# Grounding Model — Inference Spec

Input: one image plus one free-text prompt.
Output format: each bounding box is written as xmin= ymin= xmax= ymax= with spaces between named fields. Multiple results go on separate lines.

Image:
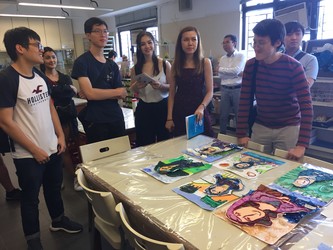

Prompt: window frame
xmin=240 ymin=0 xmax=324 ymax=51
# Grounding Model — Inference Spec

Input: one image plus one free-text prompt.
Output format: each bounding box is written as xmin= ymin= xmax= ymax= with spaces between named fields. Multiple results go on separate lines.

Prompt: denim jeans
xmin=14 ymin=153 xmax=64 ymax=238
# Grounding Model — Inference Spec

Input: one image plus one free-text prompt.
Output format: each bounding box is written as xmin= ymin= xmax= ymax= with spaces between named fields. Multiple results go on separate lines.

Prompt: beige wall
xmin=160 ymin=10 xmax=241 ymax=59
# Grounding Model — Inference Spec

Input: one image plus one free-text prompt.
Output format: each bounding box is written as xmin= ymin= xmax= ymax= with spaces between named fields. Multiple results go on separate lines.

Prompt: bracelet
xmin=201 ymin=103 xmax=206 ymax=109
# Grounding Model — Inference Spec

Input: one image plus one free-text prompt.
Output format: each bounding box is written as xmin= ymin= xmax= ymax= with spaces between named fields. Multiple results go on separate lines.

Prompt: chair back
xmin=303 ymin=156 xmax=333 ymax=169
xmin=274 ymin=149 xmax=333 ymax=169
xmin=76 ymin=169 xmax=120 ymax=227
xmin=273 ymin=148 xmax=289 ymax=159
xmin=247 ymin=141 xmax=266 ymax=152
xmin=217 ymin=134 xmax=238 ymax=144
xmin=80 ymin=135 xmax=131 ymax=163
xmin=76 ymin=168 xmax=92 ymax=202
xmin=115 ymin=203 xmax=185 ymax=250
xmin=76 ymin=168 xmax=121 ymax=249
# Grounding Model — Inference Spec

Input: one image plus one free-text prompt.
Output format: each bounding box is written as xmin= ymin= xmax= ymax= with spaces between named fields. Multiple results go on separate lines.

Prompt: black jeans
xmin=85 ymin=120 xmax=126 ymax=144
xmin=135 ymin=98 xmax=170 ymax=147
xmin=14 ymin=153 xmax=64 ymax=237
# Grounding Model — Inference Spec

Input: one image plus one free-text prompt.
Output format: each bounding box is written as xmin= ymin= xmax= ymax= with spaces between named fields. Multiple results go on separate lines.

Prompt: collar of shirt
xmin=227 ymin=49 xmax=237 ymax=57
xmin=292 ymin=49 xmax=302 ymax=58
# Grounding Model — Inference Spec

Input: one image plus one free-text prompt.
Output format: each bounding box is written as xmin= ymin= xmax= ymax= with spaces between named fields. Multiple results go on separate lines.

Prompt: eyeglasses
xmin=23 ymin=42 xmax=44 ymax=51
xmin=250 ymin=40 xmax=269 ymax=48
xmin=91 ymin=29 xmax=109 ymax=35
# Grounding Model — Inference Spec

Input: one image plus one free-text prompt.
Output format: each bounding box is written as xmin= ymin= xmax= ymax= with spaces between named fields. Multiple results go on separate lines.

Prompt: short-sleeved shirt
xmin=0 ymin=66 xmax=58 ymax=158
xmin=71 ymin=51 xmax=124 ymax=123
xmin=293 ymin=49 xmax=319 ymax=82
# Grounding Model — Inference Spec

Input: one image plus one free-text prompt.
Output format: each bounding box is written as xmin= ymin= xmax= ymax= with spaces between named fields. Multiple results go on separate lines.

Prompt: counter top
xmin=73 ymin=97 xmax=87 ymax=106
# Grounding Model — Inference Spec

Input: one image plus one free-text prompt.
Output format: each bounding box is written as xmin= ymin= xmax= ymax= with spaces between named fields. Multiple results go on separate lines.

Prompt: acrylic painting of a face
xmin=273 ymin=163 xmax=333 ymax=206
xmin=214 ymin=185 xmax=314 ymax=245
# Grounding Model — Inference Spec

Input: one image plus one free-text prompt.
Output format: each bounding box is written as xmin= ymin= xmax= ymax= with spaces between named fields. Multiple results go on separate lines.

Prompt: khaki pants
xmin=251 ymin=122 xmax=300 ymax=154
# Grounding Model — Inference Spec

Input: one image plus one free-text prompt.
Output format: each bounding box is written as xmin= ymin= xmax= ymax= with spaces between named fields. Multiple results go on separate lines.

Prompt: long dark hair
xmin=173 ymin=26 xmax=204 ymax=78
xmin=134 ymin=31 xmax=159 ymax=76
xmin=40 ymin=46 xmax=56 ymax=73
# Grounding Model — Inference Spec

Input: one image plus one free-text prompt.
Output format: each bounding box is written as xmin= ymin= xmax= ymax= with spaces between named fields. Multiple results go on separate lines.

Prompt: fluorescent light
xmin=0 ymin=14 xmax=66 ymax=19
xmin=19 ymin=2 xmax=95 ymax=10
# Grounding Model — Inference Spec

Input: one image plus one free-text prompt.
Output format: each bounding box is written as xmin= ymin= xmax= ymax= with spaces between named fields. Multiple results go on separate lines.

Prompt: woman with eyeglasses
xmin=41 ymin=47 xmax=82 ymax=191
xmin=165 ymin=26 xmax=214 ymax=137
xmin=130 ymin=31 xmax=171 ymax=146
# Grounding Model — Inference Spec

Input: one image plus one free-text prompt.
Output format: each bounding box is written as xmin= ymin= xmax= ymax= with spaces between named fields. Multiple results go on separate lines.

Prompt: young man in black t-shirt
xmin=72 ymin=17 xmax=127 ymax=143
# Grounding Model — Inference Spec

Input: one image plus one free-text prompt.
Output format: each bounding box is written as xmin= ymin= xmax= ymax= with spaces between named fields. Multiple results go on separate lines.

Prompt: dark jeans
xmin=85 ymin=120 xmax=126 ymax=144
xmin=135 ymin=98 xmax=170 ymax=147
xmin=14 ymin=153 xmax=64 ymax=237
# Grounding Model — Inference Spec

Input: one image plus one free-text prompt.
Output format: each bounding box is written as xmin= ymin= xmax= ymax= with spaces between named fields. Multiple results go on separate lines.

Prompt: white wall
xmin=158 ymin=0 xmax=241 ymax=59
xmin=72 ymin=0 xmax=241 ymax=59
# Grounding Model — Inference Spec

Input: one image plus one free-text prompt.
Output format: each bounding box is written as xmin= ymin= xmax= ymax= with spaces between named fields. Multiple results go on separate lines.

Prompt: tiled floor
xmin=0 ymin=153 xmax=111 ymax=250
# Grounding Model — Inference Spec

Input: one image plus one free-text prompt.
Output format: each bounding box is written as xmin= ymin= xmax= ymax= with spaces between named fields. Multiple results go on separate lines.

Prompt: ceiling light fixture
xmin=0 ymin=13 xmax=66 ymax=19
xmin=19 ymin=2 xmax=95 ymax=10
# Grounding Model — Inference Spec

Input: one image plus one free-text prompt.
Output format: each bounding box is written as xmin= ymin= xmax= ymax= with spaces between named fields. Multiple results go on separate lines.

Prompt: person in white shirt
xmin=130 ymin=31 xmax=171 ymax=146
xmin=218 ymin=34 xmax=246 ymax=134
xmin=0 ymin=27 xmax=82 ymax=250
xmin=284 ymin=21 xmax=318 ymax=87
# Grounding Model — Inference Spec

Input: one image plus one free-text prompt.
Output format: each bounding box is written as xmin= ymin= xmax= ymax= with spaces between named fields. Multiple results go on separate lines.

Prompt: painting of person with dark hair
xmin=216 ymin=151 xmax=285 ymax=179
xmin=185 ymin=138 xmax=242 ymax=162
xmin=142 ymin=156 xmax=211 ymax=184
xmin=293 ymin=168 xmax=333 ymax=188
xmin=226 ymin=186 xmax=309 ymax=227
xmin=214 ymin=185 xmax=315 ymax=245
xmin=173 ymin=172 xmax=245 ymax=210
xmin=272 ymin=163 xmax=333 ymax=206
xmin=204 ymin=174 xmax=244 ymax=196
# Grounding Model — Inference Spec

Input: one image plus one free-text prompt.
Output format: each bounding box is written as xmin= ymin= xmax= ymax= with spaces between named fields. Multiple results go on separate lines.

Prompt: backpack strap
xmin=163 ymin=59 xmax=166 ymax=74
xmin=294 ymin=51 xmax=306 ymax=61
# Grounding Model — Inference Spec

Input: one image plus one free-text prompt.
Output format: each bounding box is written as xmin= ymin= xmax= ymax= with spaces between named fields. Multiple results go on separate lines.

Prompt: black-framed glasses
xmin=23 ymin=42 xmax=44 ymax=51
xmin=91 ymin=29 xmax=109 ymax=35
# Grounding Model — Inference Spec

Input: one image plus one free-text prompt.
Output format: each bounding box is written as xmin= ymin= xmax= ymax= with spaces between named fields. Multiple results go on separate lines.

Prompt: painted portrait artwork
xmin=184 ymin=138 xmax=243 ymax=163
xmin=142 ymin=156 xmax=212 ymax=184
xmin=214 ymin=151 xmax=285 ymax=179
xmin=214 ymin=185 xmax=317 ymax=245
xmin=270 ymin=163 xmax=333 ymax=207
xmin=173 ymin=172 xmax=248 ymax=211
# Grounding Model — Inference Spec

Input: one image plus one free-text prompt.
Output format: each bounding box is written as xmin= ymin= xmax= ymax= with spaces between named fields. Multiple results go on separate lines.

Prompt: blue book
xmin=186 ymin=114 xmax=204 ymax=139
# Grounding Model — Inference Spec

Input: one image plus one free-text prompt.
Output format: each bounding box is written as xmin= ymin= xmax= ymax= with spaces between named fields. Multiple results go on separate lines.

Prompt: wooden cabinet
xmin=11 ymin=17 xmax=28 ymax=28
xmin=44 ymin=19 xmax=61 ymax=50
xmin=28 ymin=18 xmax=46 ymax=45
xmin=0 ymin=17 xmax=12 ymax=51
xmin=0 ymin=17 xmax=74 ymax=50
xmin=58 ymin=19 xmax=74 ymax=49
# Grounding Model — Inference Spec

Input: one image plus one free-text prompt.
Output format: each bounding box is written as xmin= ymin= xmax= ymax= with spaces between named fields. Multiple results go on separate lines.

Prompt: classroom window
xmin=317 ymin=0 xmax=333 ymax=39
xmin=244 ymin=8 xmax=273 ymax=59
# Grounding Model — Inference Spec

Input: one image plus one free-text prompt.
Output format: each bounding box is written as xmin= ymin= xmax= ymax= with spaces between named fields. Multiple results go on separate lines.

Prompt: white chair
xmin=274 ymin=149 xmax=333 ymax=169
xmin=247 ymin=141 xmax=266 ymax=152
xmin=115 ymin=203 xmax=185 ymax=250
xmin=79 ymin=135 xmax=131 ymax=232
xmin=273 ymin=148 xmax=289 ymax=159
xmin=303 ymin=156 xmax=333 ymax=169
xmin=80 ymin=135 xmax=131 ymax=163
xmin=217 ymin=133 xmax=266 ymax=152
xmin=217 ymin=133 xmax=238 ymax=144
xmin=76 ymin=168 xmax=121 ymax=250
